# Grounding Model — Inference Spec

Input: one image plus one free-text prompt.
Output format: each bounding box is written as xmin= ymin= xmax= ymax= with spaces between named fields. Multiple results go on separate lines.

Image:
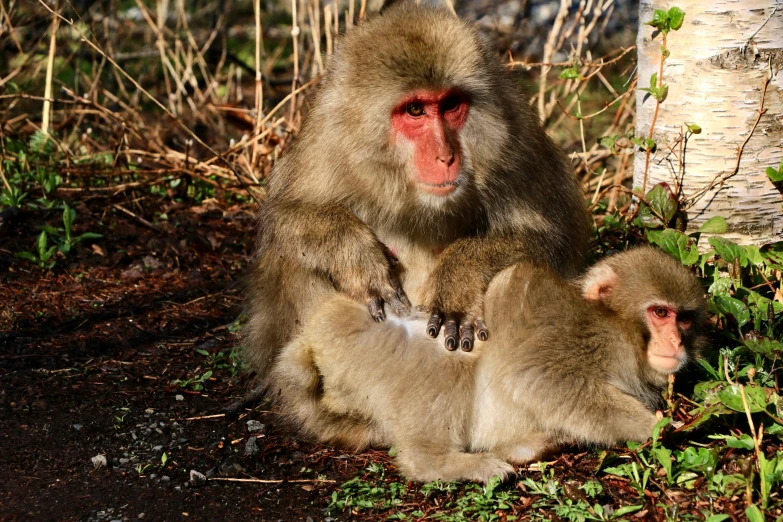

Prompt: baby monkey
xmin=270 ymin=247 xmax=708 ymax=483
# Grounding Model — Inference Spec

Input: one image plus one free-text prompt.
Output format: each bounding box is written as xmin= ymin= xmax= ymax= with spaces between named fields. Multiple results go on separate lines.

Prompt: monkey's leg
xmin=272 ymin=338 xmax=382 ymax=450
xmin=395 ymin=441 xmax=515 ymax=483
xmin=557 ymin=386 xmax=659 ymax=445
xmin=493 ymin=432 xmax=554 ymax=465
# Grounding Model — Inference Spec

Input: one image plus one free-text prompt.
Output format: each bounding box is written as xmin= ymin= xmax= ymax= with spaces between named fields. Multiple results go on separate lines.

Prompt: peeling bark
xmin=634 ymin=0 xmax=783 ymax=246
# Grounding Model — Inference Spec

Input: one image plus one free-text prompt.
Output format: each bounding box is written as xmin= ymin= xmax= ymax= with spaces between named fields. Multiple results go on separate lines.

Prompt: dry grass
xmin=0 ymin=0 xmax=636 ymax=209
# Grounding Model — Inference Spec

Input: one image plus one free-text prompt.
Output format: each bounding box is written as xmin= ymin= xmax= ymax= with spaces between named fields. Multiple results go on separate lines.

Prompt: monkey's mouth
xmin=418 ymin=181 xmax=459 ymax=196
xmin=649 ymin=353 xmax=682 ymax=372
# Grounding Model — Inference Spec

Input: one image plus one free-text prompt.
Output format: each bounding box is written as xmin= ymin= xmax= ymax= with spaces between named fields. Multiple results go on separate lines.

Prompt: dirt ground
xmin=0 ymin=196 xmax=768 ymax=522
xmin=0 ymin=197 xmax=387 ymax=521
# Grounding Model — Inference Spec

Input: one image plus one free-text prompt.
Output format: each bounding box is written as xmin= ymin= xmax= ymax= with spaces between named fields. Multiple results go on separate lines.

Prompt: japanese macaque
xmin=244 ymin=1 xmax=590 ymax=382
xmin=270 ymin=248 xmax=707 ymax=483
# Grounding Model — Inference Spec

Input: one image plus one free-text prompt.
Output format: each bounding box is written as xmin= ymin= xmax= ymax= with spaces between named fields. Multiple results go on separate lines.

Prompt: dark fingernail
xmin=446 ymin=338 xmax=457 ymax=350
xmin=461 ymin=339 xmax=473 ymax=352
xmin=478 ymin=331 xmax=488 ymax=342
xmin=428 ymin=326 xmax=438 ymax=337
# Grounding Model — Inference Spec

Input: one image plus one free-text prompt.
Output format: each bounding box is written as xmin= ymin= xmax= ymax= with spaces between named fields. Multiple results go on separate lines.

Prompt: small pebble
xmin=119 ymin=458 xmax=130 ymax=465
xmin=91 ymin=454 xmax=108 ymax=469
xmin=175 ymin=394 xmax=184 ymax=401
xmin=189 ymin=470 xmax=207 ymax=486
xmin=153 ymin=445 xmax=163 ymax=451
xmin=246 ymin=420 xmax=265 ymax=433
xmin=161 ymin=475 xmax=170 ymax=482
xmin=245 ymin=436 xmax=260 ymax=456
xmin=72 ymin=424 xmax=83 ymax=431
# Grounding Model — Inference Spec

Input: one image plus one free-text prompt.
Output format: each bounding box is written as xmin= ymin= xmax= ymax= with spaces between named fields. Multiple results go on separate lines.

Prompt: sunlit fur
xmin=245 ymin=4 xmax=589 ymax=382
xmin=270 ymin=248 xmax=708 ymax=483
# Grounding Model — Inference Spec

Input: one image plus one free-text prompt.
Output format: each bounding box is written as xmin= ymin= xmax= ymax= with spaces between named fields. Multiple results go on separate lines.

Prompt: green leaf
xmin=705 ymin=515 xmax=730 ymax=522
xmin=558 ymin=67 xmax=581 ymax=80
xmin=37 ymin=230 xmax=49 ymax=257
xmin=687 ymin=123 xmax=702 ymax=134
xmin=649 ymin=72 xmax=658 ymax=91
xmin=698 ymin=216 xmax=727 ymax=234
xmin=646 ymin=182 xmax=678 ymax=223
xmin=646 ymin=9 xmax=669 ymax=31
xmin=745 ymin=505 xmax=765 ymax=522
xmin=714 ymin=295 xmax=750 ymax=326
xmin=75 ymin=232 xmax=103 ymax=242
xmin=743 ymin=337 xmax=783 ymax=359
xmin=599 ymin=135 xmax=618 ymax=150
xmin=709 ymin=237 xmax=747 ymax=266
xmin=717 ymin=384 xmax=767 ymax=413
xmin=653 ymin=446 xmax=672 ymax=482
xmin=651 ymin=416 xmax=671 ymax=445
xmin=14 ymin=251 xmax=38 ymax=262
xmin=709 ymin=433 xmax=756 ymax=450
xmin=646 ymin=229 xmax=699 ymax=265
xmin=668 ymin=7 xmax=685 ymax=30
xmin=613 ymin=505 xmax=644 ymax=517
xmin=658 ymin=84 xmax=669 ymax=102
xmin=767 ymin=166 xmax=783 ymax=183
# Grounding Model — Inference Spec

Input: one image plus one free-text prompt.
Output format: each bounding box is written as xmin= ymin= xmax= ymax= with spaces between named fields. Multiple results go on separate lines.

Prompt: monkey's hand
xmin=422 ymin=257 xmax=488 ymax=352
xmin=338 ymin=246 xmax=412 ymax=322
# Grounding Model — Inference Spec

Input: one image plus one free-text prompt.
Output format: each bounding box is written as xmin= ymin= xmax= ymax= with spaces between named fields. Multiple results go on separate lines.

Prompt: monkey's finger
xmin=427 ymin=312 xmax=443 ymax=338
xmin=475 ymin=318 xmax=489 ymax=342
xmin=383 ymin=285 xmax=411 ymax=317
xmin=443 ymin=317 xmax=459 ymax=351
xmin=368 ymin=297 xmax=386 ymax=323
xmin=459 ymin=323 xmax=475 ymax=352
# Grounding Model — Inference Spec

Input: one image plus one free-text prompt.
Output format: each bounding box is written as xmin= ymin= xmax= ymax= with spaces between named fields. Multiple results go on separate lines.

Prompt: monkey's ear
xmin=582 ymin=264 xmax=618 ymax=301
xmin=380 ymin=0 xmax=457 ymax=15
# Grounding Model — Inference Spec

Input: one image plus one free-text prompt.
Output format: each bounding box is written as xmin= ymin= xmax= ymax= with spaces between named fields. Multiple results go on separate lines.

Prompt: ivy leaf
xmin=599 ymin=135 xmax=618 ymax=150
xmin=709 ymin=237 xmax=747 ymax=266
xmin=646 ymin=9 xmax=669 ymax=31
xmin=646 ymin=182 xmax=678 ymax=223
xmin=668 ymin=7 xmax=686 ymax=30
xmin=766 ymin=166 xmax=783 ymax=183
xmin=646 ymin=229 xmax=699 ymax=266
xmin=559 ymin=67 xmax=581 ymax=80
xmin=713 ymin=295 xmax=750 ymax=327
xmin=698 ymin=216 xmax=727 ymax=234
xmin=717 ymin=384 xmax=767 ymax=413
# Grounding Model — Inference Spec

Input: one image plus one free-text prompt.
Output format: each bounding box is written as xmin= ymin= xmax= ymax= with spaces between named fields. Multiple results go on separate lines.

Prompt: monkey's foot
xmin=397 ymin=449 xmax=515 ymax=484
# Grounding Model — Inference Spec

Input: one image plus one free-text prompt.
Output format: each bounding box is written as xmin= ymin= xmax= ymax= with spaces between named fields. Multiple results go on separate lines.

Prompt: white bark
xmin=634 ymin=0 xmax=783 ymax=246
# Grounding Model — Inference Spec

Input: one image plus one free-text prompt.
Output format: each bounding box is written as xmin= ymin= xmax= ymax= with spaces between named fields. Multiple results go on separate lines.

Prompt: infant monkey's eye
xmin=653 ymin=308 xmax=668 ymax=318
xmin=406 ymin=102 xmax=425 ymax=116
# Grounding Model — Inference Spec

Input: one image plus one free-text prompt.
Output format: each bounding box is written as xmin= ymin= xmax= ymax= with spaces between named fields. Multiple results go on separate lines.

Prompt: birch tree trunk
xmin=634 ymin=0 xmax=783 ymax=246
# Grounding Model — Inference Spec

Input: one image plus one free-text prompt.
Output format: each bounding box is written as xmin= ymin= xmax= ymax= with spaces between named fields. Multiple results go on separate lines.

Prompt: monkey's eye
xmin=406 ymin=102 xmax=425 ymax=117
xmin=441 ymin=95 xmax=461 ymax=112
xmin=653 ymin=308 xmax=668 ymax=318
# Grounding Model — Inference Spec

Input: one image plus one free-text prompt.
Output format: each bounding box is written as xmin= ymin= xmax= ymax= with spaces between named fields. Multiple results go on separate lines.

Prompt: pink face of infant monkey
xmin=270 ymin=247 xmax=708 ymax=483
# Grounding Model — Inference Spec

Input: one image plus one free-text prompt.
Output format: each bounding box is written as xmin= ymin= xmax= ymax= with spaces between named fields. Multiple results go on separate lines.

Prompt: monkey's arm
xmin=259 ymin=199 xmax=411 ymax=319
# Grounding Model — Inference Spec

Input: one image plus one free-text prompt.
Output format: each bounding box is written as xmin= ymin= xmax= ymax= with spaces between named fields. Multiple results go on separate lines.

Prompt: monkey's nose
xmin=437 ymin=150 xmax=455 ymax=165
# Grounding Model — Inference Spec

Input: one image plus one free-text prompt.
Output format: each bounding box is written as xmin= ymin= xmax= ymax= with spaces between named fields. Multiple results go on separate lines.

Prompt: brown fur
xmin=245 ymin=4 xmax=589 ymax=381
xmin=270 ymin=247 xmax=707 ymax=483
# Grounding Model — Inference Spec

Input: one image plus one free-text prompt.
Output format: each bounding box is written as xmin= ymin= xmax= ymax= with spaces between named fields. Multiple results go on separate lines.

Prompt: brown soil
xmin=0 ymin=197 xmax=377 ymax=521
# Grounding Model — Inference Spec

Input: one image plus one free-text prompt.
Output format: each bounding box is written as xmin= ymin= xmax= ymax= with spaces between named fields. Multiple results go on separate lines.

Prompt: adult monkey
xmin=245 ymin=1 xmax=589 ymax=382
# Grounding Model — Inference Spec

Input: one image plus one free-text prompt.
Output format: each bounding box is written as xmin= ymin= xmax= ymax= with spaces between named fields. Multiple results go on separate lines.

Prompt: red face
xmin=391 ymin=89 xmax=469 ymax=197
xmin=646 ymin=304 xmax=694 ymax=372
